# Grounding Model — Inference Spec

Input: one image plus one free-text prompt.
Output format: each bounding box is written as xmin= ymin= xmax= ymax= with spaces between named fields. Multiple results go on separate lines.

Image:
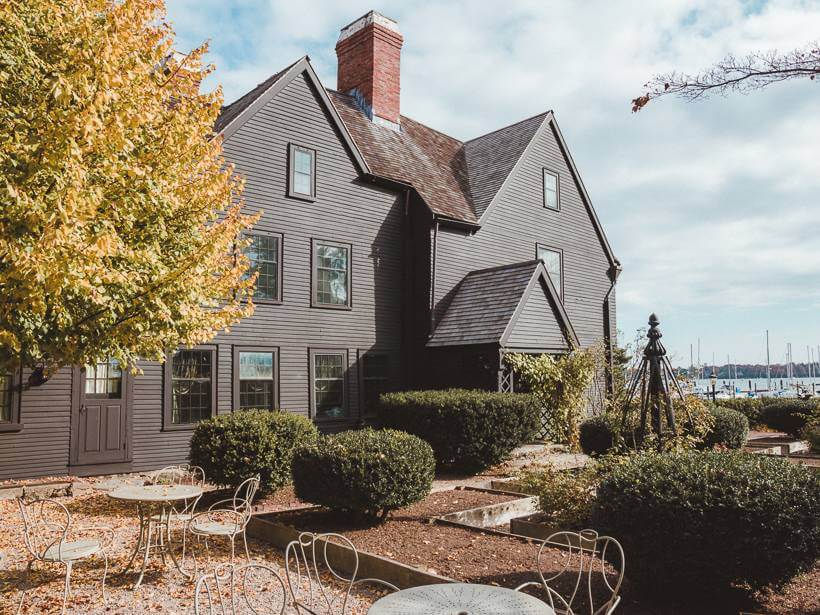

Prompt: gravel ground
xmin=0 ymin=478 xmax=378 ymax=614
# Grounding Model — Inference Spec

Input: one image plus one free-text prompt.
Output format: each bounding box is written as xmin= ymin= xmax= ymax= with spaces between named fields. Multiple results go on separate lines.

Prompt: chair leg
xmin=61 ymin=561 xmax=73 ymax=615
xmin=100 ymin=549 xmax=109 ymax=604
xmin=15 ymin=560 xmax=33 ymax=615
xmin=243 ymin=532 xmax=251 ymax=563
xmin=229 ymin=536 xmax=236 ymax=565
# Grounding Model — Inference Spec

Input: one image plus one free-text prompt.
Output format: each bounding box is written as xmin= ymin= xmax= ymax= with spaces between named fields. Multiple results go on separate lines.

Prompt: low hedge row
xmin=593 ymin=451 xmax=820 ymax=598
xmin=292 ymin=428 xmax=435 ymax=519
xmin=379 ymin=389 xmax=539 ymax=472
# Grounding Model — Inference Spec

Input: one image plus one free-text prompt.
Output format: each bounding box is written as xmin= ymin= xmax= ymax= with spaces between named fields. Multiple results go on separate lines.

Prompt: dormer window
xmin=543 ymin=169 xmax=559 ymax=210
xmin=288 ymin=144 xmax=316 ymax=199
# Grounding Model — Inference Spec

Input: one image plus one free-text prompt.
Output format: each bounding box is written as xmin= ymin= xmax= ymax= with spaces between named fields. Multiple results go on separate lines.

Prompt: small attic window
xmin=288 ymin=144 xmax=316 ymax=200
xmin=543 ymin=169 xmax=559 ymax=210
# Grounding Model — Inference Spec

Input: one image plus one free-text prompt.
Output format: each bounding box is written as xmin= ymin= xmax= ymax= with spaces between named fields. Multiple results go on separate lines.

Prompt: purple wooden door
xmin=74 ymin=360 xmax=130 ymax=466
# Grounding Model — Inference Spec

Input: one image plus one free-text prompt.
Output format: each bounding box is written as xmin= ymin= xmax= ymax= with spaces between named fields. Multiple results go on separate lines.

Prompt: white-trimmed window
xmin=288 ymin=144 xmax=316 ymax=199
xmin=312 ymin=240 xmax=351 ymax=308
xmin=310 ymin=349 xmax=348 ymax=419
xmin=234 ymin=348 xmax=278 ymax=411
xmin=246 ymin=233 xmax=282 ymax=302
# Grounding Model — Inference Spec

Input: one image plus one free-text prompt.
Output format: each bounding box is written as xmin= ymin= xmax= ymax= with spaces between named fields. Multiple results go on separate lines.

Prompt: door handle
xmin=79 ymin=405 xmax=86 ymax=414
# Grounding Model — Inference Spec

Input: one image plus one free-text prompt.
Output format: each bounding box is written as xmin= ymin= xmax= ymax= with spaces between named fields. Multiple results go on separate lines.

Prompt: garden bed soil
xmin=263 ymin=488 xmax=820 ymax=615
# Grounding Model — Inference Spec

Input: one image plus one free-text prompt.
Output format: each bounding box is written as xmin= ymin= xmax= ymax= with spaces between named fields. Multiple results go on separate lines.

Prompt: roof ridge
xmin=465 ymin=259 xmax=540 ymax=276
xmin=464 ymin=110 xmax=551 ymax=145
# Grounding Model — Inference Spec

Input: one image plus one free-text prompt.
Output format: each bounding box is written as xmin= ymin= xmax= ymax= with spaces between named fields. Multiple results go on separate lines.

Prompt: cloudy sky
xmin=166 ymin=0 xmax=820 ymax=367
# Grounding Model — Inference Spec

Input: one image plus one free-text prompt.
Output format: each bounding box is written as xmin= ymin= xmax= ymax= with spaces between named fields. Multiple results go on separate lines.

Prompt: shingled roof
xmin=214 ymin=62 xmax=296 ymax=134
xmin=427 ymin=260 xmax=579 ymax=350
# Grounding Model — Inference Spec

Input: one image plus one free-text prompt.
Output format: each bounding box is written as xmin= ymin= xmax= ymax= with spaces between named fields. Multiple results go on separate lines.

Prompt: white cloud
xmin=165 ymin=0 xmax=820 ymax=361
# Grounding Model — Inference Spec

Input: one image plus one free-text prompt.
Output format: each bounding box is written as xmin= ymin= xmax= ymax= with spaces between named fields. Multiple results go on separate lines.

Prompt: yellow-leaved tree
xmin=0 ymin=0 xmax=258 ymax=376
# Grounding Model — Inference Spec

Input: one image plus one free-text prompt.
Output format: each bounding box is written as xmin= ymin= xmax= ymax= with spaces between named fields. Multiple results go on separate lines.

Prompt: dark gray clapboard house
xmin=0 ymin=11 xmax=619 ymax=480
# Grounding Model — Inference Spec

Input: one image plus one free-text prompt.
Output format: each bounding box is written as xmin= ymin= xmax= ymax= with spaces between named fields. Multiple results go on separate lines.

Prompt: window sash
xmin=314 ymin=242 xmax=350 ymax=306
xmin=289 ymin=145 xmax=315 ymax=198
xmin=84 ymin=359 xmax=123 ymax=399
xmin=0 ymin=373 xmax=13 ymax=423
xmin=543 ymin=169 xmax=559 ymax=210
xmin=237 ymin=350 xmax=276 ymax=410
xmin=312 ymin=352 xmax=347 ymax=419
xmin=537 ymin=246 xmax=563 ymax=297
xmin=361 ymin=354 xmax=389 ymax=417
xmin=246 ymin=234 xmax=280 ymax=301
xmin=170 ymin=349 xmax=213 ymax=425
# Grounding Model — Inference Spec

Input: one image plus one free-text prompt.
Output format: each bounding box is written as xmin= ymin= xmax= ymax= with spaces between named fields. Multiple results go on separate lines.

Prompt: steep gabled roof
xmin=329 ymin=90 xmax=475 ymax=223
xmin=214 ymin=57 xmax=370 ymax=174
xmin=462 ymin=112 xmax=549 ymax=219
xmin=427 ymin=260 xmax=579 ymax=350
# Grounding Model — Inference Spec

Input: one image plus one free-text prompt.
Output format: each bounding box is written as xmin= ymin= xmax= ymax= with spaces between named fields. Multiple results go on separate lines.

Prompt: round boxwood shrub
xmin=759 ymin=399 xmax=819 ymax=437
xmin=803 ymin=420 xmax=820 ymax=453
xmin=579 ymin=416 xmax=615 ymax=456
xmin=702 ymin=406 xmax=749 ymax=449
xmin=592 ymin=451 xmax=820 ymax=598
xmin=189 ymin=410 xmax=318 ymax=493
xmin=292 ymin=428 xmax=435 ymax=519
xmin=378 ymin=389 xmax=539 ymax=473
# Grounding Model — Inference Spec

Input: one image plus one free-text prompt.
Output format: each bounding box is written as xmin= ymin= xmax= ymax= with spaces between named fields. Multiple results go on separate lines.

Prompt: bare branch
xmin=632 ymin=41 xmax=820 ymax=112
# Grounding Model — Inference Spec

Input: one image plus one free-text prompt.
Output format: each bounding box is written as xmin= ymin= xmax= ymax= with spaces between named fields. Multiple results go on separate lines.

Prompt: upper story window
xmin=165 ymin=348 xmax=216 ymax=429
xmin=235 ymin=348 xmax=277 ymax=411
xmin=246 ymin=233 xmax=282 ymax=302
xmin=543 ymin=169 xmax=560 ymax=210
xmin=312 ymin=240 xmax=351 ymax=308
xmin=537 ymin=244 xmax=563 ymax=298
xmin=288 ymin=144 xmax=316 ymax=200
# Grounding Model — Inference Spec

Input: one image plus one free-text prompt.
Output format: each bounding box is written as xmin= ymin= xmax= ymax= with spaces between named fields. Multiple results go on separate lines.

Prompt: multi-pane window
xmin=361 ymin=354 xmax=389 ymax=418
xmin=313 ymin=241 xmax=350 ymax=307
xmin=246 ymin=234 xmax=281 ymax=301
xmin=237 ymin=350 xmax=276 ymax=410
xmin=289 ymin=144 xmax=315 ymax=198
xmin=312 ymin=351 xmax=347 ymax=419
xmin=170 ymin=350 xmax=214 ymax=425
xmin=0 ymin=372 xmax=13 ymax=423
xmin=537 ymin=245 xmax=563 ymax=297
xmin=84 ymin=359 xmax=123 ymax=399
xmin=543 ymin=169 xmax=559 ymax=210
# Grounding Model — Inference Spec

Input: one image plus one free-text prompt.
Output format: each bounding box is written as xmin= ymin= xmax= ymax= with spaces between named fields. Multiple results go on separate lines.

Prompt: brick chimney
xmin=336 ymin=11 xmax=403 ymax=130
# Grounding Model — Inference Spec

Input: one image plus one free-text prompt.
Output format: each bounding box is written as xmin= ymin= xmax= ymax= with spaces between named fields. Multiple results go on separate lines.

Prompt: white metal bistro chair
xmin=284 ymin=531 xmax=399 ymax=614
xmin=189 ymin=475 xmax=260 ymax=567
xmin=515 ymin=529 xmax=625 ymax=615
xmin=16 ymin=497 xmax=113 ymax=615
xmin=151 ymin=464 xmax=206 ymax=564
xmin=195 ymin=562 xmax=287 ymax=615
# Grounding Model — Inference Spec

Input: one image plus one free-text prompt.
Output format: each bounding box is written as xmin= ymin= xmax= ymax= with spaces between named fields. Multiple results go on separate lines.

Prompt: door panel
xmin=73 ymin=360 xmax=130 ymax=466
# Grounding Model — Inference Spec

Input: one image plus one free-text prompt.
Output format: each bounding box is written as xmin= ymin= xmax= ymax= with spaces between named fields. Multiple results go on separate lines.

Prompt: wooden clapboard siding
xmin=432 ymin=119 xmax=614 ymax=356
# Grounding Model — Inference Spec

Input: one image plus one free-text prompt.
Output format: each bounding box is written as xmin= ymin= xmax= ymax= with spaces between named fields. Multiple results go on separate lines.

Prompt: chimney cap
xmin=338 ymin=10 xmax=400 ymax=42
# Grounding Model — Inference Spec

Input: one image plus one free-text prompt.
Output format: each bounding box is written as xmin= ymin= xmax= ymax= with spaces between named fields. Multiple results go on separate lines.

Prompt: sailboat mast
xmin=766 ymin=330 xmax=771 ymax=391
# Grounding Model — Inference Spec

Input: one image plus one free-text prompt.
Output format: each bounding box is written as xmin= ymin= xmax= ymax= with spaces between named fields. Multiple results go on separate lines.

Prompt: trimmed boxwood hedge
xmin=579 ymin=415 xmax=616 ymax=456
xmin=378 ymin=389 xmax=539 ymax=472
xmin=592 ymin=451 xmax=820 ymax=598
xmin=715 ymin=397 xmax=764 ymax=424
xmin=189 ymin=410 xmax=318 ymax=493
xmin=759 ymin=399 xmax=819 ymax=437
xmin=702 ymin=406 xmax=749 ymax=449
xmin=292 ymin=428 xmax=435 ymax=519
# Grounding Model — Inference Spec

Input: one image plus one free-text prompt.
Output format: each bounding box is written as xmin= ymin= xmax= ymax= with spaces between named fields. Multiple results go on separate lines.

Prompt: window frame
xmin=536 ymin=243 xmax=564 ymax=301
xmin=0 ymin=368 xmax=22 ymax=432
xmin=287 ymin=143 xmax=317 ymax=201
xmin=311 ymin=238 xmax=353 ymax=310
xmin=245 ymin=231 xmax=283 ymax=304
xmin=232 ymin=346 xmax=279 ymax=412
xmin=542 ymin=168 xmax=561 ymax=211
xmin=163 ymin=345 xmax=218 ymax=431
xmin=358 ymin=351 xmax=390 ymax=420
xmin=309 ymin=348 xmax=349 ymax=422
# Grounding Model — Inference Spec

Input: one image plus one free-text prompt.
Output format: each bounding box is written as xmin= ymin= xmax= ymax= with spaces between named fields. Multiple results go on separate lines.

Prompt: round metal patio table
xmin=367 ymin=582 xmax=555 ymax=615
xmin=108 ymin=484 xmax=202 ymax=588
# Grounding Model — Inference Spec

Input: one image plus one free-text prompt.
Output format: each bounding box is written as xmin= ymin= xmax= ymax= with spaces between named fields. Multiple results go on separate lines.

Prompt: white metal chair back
xmin=230 ymin=475 xmax=260 ymax=527
xmin=517 ymin=529 xmax=625 ymax=615
xmin=195 ymin=562 xmax=287 ymax=615
xmin=17 ymin=497 xmax=71 ymax=562
xmin=284 ymin=531 xmax=398 ymax=615
xmin=152 ymin=464 xmax=206 ymax=515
